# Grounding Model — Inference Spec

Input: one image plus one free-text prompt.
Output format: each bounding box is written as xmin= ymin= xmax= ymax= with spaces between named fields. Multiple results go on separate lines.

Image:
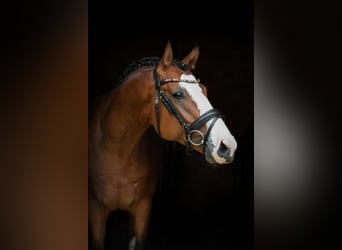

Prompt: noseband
xmin=153 ymin=61 xmax=224 ymax=153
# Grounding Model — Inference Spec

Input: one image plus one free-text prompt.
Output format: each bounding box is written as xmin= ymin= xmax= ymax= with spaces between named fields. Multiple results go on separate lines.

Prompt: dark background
xmin=2 ymin=1 xmax=341 ymax=250
xmin=89 ymin=2 xmax=253 ymax=250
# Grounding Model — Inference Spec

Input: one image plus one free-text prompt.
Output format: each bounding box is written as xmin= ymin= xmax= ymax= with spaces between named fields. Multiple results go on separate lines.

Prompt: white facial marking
xmin=179 ymin=74 xmax=237 ymax=164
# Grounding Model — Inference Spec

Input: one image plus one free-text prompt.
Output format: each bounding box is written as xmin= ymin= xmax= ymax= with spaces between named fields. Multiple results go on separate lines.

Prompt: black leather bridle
xmin=153 ymin=61 xmax=224 ymax=153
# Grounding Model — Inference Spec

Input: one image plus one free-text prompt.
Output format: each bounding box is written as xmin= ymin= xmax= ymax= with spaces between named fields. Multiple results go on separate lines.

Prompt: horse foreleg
xmin=131 ymin=197 xmax=152 ymax=250
xmin=89 ymin=197 xmax=108 ymax=250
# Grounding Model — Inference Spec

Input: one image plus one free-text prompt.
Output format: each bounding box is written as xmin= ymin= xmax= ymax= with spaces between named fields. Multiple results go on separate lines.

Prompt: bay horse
xmin=88 ymin=41 xmax=237 ymax=250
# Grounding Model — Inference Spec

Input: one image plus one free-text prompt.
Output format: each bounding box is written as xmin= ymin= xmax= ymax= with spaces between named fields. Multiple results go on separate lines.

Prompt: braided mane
xmin=114 ymin=56 xmax=188 ymax=89
xmin=115 ymin=57 xmax=159 ymax=88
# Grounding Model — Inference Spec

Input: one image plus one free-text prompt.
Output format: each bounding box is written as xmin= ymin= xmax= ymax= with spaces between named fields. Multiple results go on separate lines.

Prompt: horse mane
xmin=115 ymin=56 xmax=160 ymax=88
xmin=114 ymin=56 xmax=187 ymax=89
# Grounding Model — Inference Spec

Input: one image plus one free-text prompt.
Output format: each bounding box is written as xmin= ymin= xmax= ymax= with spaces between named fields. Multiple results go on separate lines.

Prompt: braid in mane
xmin=115 ymin=57 xmax=160 ymax=88
xmin=113 ymin=57 xmax=189 ymax=89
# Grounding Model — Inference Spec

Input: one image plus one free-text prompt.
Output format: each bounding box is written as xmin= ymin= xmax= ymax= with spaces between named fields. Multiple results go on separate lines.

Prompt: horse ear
xmin=157 ymin=41 xmax=173 ymax=73
xmin=182 ymin=45 xmax=199 ymax=70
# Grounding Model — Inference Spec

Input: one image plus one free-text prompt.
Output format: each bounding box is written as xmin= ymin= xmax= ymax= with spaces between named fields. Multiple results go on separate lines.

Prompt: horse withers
xmin=88 ymin=41 xmax=237 ymax=250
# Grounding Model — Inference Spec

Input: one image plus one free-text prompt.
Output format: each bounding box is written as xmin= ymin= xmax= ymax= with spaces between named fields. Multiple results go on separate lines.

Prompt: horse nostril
xmin=217 ymin=141 xmax=230 ymax=159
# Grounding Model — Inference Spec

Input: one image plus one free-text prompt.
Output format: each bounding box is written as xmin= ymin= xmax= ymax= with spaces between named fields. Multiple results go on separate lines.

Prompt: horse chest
xmin=93 ymin=158 xmax=158 ymax=211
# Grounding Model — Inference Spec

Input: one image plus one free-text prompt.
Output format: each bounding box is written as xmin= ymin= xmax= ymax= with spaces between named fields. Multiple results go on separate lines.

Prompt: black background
xmin=2 ymin=1 xmax=342 ymax=250
xmin=89 ymin=2 xmax=253 ymax=250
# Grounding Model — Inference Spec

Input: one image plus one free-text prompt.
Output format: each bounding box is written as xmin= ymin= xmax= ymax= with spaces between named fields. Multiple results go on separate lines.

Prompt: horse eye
xmin=172 ymin=91 xmax=183 ymax=99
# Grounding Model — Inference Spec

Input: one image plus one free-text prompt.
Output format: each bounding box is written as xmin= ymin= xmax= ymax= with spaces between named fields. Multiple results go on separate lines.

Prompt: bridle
xmin=153 ymin=60 xmax=224 ymax=153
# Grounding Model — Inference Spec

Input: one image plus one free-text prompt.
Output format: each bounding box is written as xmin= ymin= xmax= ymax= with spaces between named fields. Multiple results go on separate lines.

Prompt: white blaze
xmin=179 ymin=74 xmax=237 ymax=164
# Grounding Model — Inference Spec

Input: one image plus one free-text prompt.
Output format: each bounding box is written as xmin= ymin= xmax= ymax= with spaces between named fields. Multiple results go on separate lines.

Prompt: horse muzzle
xmin=204 ymin=136 xmax=237 ymax=165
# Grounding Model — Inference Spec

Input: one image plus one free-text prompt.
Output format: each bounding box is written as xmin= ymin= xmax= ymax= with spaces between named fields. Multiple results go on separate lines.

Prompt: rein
xmin=153 ymin=62 xmax=224 ymax=153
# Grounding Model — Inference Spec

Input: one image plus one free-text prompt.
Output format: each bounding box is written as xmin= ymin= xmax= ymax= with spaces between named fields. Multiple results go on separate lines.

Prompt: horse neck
xmin=99 ymin=68 xmax=155 ymax=155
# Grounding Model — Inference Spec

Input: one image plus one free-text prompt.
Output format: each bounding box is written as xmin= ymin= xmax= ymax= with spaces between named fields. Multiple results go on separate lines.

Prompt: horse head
xmin=153 ymin=41 xmax=237 ymax=165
